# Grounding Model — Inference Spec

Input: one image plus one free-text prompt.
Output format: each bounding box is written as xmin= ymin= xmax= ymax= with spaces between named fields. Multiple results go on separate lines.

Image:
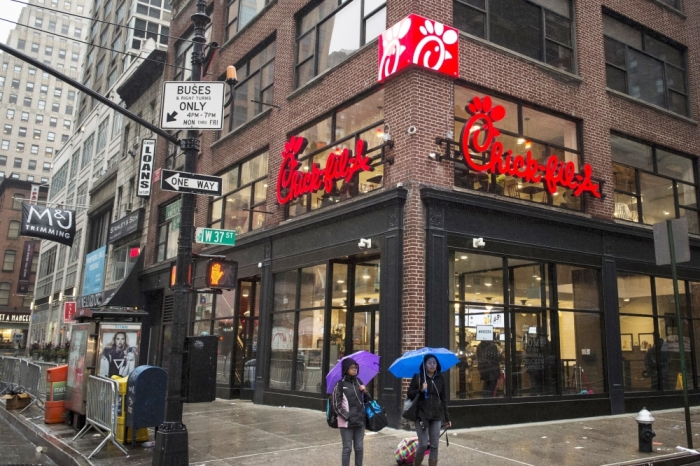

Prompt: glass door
xmin=232 ymin=278 xmax=259 ymax=399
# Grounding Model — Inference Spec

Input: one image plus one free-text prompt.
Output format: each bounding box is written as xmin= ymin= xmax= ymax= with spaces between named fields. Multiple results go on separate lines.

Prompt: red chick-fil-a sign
xmin=378 ymin=14 xmax=459 ymax=82
xmin=459 ymin=96 xmax=600 ymax=198
xmin=276 ymin=136 xmax=373 ymax=205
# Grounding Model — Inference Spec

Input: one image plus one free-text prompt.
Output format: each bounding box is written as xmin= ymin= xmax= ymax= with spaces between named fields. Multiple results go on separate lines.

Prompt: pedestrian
xmin=476 ymin=339 xmax=500 ymax=397
xmin=332 ymin=357 xmax=366 ymax=466
xmin=407 ymin=355 xmax=451 ymax=466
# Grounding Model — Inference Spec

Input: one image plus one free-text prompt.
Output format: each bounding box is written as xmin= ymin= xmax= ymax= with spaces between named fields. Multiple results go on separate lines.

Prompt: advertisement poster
xmin=97 ymin=323 xmax=141 ymax=378
xmin=82 ymin=246 xmax=106 ymax=295
xmin=65 ymin=324 xmax=89 ymax=411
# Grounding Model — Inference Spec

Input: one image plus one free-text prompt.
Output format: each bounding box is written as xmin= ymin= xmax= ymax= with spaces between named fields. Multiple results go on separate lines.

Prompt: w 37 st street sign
xmin=160 ymin=169 xmax=223 ymax=196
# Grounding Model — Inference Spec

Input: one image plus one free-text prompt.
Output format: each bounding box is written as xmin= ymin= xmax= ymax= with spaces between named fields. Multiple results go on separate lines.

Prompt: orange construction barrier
xmin=45 ymin=365 xmax=68 ymax=424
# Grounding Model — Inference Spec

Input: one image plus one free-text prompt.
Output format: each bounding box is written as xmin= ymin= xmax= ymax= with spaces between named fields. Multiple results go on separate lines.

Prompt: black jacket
xmin=332 ymin=376 xmax=366 ymax=428
xmin=407 ymin=364 xmax=450 ymax=423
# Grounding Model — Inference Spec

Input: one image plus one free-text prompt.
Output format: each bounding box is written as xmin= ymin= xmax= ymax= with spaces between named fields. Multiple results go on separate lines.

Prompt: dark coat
xmin=332 ymin=376 xmax=366 ymax=428
xmin=407 ymin=359 xmax=450 ymax=423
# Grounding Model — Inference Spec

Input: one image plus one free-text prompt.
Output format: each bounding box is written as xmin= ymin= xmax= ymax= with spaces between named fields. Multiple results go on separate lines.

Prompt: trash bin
xmin=45 ymin=365 xmax=68 ymax=424
xmin=111 ymin=375 xmax=149 ymax=444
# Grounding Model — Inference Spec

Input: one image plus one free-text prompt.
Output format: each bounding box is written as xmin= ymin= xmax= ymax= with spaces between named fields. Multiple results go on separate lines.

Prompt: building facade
xmin=0 ymin=0 xmax=88 ymax=183
xmin=146 ymin=0 xmax=700 ymax=429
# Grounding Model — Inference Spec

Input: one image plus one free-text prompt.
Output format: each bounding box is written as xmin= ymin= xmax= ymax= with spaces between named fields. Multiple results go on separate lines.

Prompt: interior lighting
xmin=362 ymin=268 xmax=370 ymax=279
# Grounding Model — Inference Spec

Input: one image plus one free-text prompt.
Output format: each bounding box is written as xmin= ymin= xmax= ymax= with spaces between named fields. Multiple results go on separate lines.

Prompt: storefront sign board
xmin=195 ymin=227 xmax=236 ymax=246
xmin=17 ymin=240 xmax=35 ymax=295
xmin=160 ymin=81 xmax=225 ymax=130
xmin=108 ymin=209 xmax=143 ymax=244
xmin=653 ymin=217 xmax=690 ymax=266
xmin=64 ymin=301 xmax=76 ymax=322
xmin=29 ymin=184 xmax=39 ymax=205
xmin=0 ymin=313 xmax=30 ymax=323
xmin=378 ymin=14 xmax=459 ymax=82
xmin=82 ymin=246 xmax=106 ymax=295
xmin=20 ymin=204 xmax=76 ymax=246
xmin=137 ymin=139 xmax=156 ymax=198
xmin=475 ymin=325 xmax=494 ymax=341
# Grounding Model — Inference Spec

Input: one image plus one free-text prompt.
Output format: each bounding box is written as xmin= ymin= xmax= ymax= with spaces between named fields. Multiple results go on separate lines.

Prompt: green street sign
xmin=195 ymin=227 xmax=236 ymax=246
xmin=165 ymin=199 xmax=181 ymax=220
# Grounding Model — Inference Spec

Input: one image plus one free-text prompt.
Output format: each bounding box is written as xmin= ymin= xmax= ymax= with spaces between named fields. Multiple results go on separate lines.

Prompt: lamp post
xmin=152 ymin=0 xmax=209 ymax=464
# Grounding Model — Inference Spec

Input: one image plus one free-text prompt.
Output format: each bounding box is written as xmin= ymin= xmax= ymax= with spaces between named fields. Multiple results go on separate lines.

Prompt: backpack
xmin=394 ymin=437 xmax=430 ymax=465
xmin=326 ymin=396 xmax=338 ymax=428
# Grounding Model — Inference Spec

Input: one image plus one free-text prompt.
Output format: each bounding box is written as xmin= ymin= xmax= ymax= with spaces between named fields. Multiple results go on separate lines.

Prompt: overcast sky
xmin=0 ymin=3 xmax=25 ymax=46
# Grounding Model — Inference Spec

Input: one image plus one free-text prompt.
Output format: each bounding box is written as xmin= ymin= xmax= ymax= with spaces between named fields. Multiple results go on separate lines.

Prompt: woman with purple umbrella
xmin=331 ymin=357 xmax=367 ymax=466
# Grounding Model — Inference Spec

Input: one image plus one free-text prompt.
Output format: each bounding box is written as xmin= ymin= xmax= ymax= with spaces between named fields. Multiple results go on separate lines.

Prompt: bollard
xmin=636 ymin=407 xmax=656 ymax=452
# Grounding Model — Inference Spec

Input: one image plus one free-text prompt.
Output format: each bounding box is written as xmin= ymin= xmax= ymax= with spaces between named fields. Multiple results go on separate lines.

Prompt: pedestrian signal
xmin=205 ymin=260 xmax=237 ymax=290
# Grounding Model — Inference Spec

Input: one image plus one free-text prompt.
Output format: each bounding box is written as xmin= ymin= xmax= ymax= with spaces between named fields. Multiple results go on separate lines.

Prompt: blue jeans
xmin=340 ymin=425 xmax=364 ymax=466
xmin=416 ymin=419 xmax=441 ymax=460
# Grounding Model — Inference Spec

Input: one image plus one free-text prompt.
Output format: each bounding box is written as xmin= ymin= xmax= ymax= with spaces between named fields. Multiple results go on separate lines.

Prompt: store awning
xmin=101 ymin=248 xmax=146 ymax=308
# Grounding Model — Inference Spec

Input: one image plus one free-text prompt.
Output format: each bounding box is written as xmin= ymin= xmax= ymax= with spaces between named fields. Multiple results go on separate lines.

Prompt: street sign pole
xmin=152 ymin=1 xmax=208 ymax=464
xmin=667 ymin=219 xmax=692 ymax=449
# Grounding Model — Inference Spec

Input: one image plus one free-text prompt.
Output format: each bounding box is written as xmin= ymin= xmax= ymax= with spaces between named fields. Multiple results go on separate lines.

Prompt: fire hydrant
xmin=636 ymin=407 xmax=656 ymax=452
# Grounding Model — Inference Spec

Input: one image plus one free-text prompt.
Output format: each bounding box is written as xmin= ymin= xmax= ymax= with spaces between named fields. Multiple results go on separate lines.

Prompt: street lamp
xmin=225 ymin=66 xmax=238 ymax=133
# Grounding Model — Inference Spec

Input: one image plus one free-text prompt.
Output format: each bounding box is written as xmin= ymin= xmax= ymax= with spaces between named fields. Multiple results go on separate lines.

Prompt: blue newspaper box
xmin=126 ymin=365 xmax=167 ymax=449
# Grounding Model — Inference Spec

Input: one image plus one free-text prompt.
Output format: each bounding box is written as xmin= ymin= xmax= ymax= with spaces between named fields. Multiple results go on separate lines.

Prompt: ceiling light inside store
xmin=623 ymin=298 xmax=630 ymax=302
xmin=362 ymin=268 xmax=370 ymax=279
xmin=517 ymin=138 xmax=525 ymax=145
xmin=337 ymin=279 xmax=344 ymax=284
xmin=484 ymin=278 xmax=492 ymax=287
xmin=460 ymin=255 xmax=468 ymax=260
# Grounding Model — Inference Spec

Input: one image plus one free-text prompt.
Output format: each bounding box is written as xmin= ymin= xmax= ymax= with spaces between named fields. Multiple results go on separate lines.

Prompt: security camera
xmin=358 ymin=238 xmax=372 ymax=249
xmin=473 ymin=237 xmax=485 ymax=248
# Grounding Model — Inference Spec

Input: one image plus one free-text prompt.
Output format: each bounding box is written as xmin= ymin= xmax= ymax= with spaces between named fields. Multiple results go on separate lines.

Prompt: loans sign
xmin=137 ymin=139 xmax=155 ymax=198
xmin=459 ymin=96 xmax=601 ymax=198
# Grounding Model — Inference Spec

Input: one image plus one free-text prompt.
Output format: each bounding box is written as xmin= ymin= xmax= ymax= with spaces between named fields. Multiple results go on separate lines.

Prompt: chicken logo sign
xmin=378 ymin=14 xmax=459 ymax=82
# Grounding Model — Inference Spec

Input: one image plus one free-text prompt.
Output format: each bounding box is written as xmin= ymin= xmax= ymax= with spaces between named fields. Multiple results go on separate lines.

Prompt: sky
xmin=0 ymin=3 xmax=24 ymax=46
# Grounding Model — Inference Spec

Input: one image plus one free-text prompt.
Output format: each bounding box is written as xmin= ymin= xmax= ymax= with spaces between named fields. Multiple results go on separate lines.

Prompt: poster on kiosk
xmin=97 ymin=323 xmax=141 ymax=378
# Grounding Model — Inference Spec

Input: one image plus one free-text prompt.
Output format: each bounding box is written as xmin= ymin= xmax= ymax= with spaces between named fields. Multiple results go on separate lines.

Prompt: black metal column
xmin=424 ymin=202 xmax=449 ymax=348
xmin=152 ymin=1 xmax=209 ymax=464
xmin=254 ymin=240 xmax=273 ymax=405
xmin=602 ymin=241 xmax=625 ymax=415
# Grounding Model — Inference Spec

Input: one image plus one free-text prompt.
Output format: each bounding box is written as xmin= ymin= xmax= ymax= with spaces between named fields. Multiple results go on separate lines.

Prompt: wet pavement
xmin=3 ymin=397 xmax=700 ymax=465
xmin=0 ymin=414 xmax=57 ymax=465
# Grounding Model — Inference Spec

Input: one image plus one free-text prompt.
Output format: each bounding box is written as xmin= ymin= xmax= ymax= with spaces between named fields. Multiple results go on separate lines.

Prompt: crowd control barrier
xmin=34 ymin=361 xmax=58 ymax=399
xmin=18 ymin=360 xmax=44 ymax=414
xmin=0 ymin=357 xmax=21 ymax=395
xmin=71 ymin=376 xmax=128 ymax=459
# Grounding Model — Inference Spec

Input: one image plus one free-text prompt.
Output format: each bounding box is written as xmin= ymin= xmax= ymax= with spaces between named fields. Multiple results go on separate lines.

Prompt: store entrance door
xmin=232 ymin=278 xmax=259 ymax=400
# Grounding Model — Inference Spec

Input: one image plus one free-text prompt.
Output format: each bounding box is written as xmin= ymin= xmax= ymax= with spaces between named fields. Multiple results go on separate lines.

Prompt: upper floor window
xmin=454 ymin=0 xmax=573 ymax=72
xmin=286 ymin=90 xmax=386 ymax=218
xmin=222 ymin=40 xmax=275 ymax=134
xmin=295 ymin=0 xmax=386 ymax=88
xmin=226 ymin=0 xmax=270 ymax=40
xmin=603 ymin=13 xmax=688 ymax=116
xmin=657 ymin=0 xmax=680 ymax=9
xmin=453 ymin=85 xmax=582 ymax=210
xmin=81 ymin=132 xmax=95 ymax=168
xmin=611 ymin=134 xmax=698 ymax=234
xmin=209 ymin=151 xmax=269 ymax=235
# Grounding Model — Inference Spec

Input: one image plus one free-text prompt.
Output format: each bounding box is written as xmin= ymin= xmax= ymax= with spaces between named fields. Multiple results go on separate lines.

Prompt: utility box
xmin=45 ymin=365 xmax=68 ymax=424
xmin=183 ymin=335 xmax=218 ymax=403
xmin=126 ymin=366 xmax=166 ymax=449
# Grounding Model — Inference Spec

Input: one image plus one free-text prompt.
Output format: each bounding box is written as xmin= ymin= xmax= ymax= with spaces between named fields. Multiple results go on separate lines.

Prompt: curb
xmin=0 ymin=403 xmax=92 ymax=466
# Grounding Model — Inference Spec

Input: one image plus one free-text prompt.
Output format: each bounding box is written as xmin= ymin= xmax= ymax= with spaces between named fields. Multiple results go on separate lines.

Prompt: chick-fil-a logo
xmin=459 ymin=96 xmax=600 ymax=198
xmin=378 ymin=14 xmax=459 ymax=82
xmin=276 ymin=136 xmax=373 ymax=205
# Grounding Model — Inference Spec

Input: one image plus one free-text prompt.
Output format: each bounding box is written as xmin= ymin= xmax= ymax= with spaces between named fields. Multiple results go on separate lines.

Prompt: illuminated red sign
xmin=459 ymin=96 xmax=601 ymax=198
xmin=64 ymin=301 xmax=76 ymax=322
xmin=378 ymin=14 xmax=459 ymax=83
xmin=276 ymin=136 xmax=373 ymax=205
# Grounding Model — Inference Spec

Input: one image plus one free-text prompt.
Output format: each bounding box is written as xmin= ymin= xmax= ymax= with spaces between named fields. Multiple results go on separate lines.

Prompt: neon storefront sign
xmin=276 ymin=136 xmax=373 ymax=205
xmin=459 ymin=96 xmax=601 ymax=198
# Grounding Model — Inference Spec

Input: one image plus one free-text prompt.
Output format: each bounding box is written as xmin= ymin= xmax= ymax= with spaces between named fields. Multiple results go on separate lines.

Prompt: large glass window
xmin=209 ymin=151 xmax=268 ymax=235
xmin=454 ymin=86 xmax=582 ymax=210
xmin=295 ymin=0 xmax=386 ymax=88
xmin=226 ymin=0 xmax=270 ymax=39
xmin=611 ymin=134 xmax=698 ymax=234
xmin=221 ymin=40 xmax=275 ymax=133
xmin=449 ymin=251 xmax=604 ymax=400
xmin=454 ymin=0 xmax=573 ymax=72
xmin=619 ymin=274 xmax=695 ymax=392
xmin=603 ymin=14 xmax=688 ymax=116
xmin=285 ymin=90 xmax=387 ymax=218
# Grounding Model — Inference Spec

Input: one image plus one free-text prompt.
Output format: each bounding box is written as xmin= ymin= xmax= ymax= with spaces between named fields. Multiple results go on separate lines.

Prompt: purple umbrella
xmin=326 ymin=350 xmax=380 ymax=394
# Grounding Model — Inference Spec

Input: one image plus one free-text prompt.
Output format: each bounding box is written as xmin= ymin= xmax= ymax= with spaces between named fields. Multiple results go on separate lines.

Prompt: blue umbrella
xmin=326 ymin=350 xmax=380 ymax=394
xmin=388 ymin=347 xmax=459 ymax=379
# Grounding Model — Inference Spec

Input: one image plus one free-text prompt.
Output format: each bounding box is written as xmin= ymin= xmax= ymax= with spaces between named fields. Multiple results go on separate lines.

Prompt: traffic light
xmin=170 ymin=261 xmax=193 ymax=288
xmin=205 ymin=259 xmax=238 ymax=290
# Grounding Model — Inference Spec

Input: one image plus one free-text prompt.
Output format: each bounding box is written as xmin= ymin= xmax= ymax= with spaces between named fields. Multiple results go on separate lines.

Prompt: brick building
xmin=139 ymin=0 xmax=700 ymax=427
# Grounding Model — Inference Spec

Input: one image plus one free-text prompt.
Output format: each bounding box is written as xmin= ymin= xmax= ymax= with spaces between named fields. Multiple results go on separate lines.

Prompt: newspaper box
xmin=126 ymin=366 xmax=166 ymax=449
xmin=112 ymin=375 xmax=149 ymax=445
xmin=45 ymin=365 xmax=68 ymax=423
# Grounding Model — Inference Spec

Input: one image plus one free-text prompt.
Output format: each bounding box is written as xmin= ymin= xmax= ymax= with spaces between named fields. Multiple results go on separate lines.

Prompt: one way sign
xmin=160 ymin=169 xmax=223 ymax=196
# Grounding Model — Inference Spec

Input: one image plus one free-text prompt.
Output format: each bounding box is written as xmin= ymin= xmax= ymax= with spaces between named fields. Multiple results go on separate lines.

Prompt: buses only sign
xmin=160 ymin=81 xmax=225 ymax=130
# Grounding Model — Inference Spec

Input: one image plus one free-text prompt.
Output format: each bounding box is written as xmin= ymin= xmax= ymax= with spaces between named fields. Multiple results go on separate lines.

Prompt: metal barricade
xmin=19 ymin=361 xmax=44 ymax=414
xmin=34 ymin=362 xmax=58 ymax=399
xmin=0 ymin=357 xmax=20 ymax=395
xmin=72 ymin=376 xmax=128 ymax=459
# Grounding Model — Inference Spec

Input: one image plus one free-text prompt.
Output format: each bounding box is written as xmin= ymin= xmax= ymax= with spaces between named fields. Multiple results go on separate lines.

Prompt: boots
xmin=428 ymin=459 xmax=438 ymax=466
xmin=413 ymin=454 xmax=424 ymax=466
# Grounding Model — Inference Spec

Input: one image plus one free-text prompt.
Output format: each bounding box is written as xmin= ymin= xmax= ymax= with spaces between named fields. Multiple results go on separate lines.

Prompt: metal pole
xmin=152 ymin=1 xmax=209 ymax=464
xmin=667 ymin=219 xmax=693 ymax=449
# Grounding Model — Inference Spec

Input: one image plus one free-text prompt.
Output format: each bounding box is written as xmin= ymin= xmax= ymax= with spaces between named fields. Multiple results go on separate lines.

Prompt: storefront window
xmin=454 ymin=86 xmax=582 ymax=210
xmin=612 ymin=134 xmax=698 ymax=234
xmin=449 ymin=251 xmax=604 ymax=400
xmin=619 ymin=274 xmax=695 ymax=392
xmin=209 ymin=151 xmax=268 ymax=235
xmin=286 ymin=91 xmax=386 ymax=218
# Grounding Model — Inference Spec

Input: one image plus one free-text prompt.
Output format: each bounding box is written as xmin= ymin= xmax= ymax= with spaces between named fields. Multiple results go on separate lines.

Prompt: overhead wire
xmin=0 ymin=17 xmax=193 ymax=74
xmin=7 ymin=0 xmax=217 ymax=50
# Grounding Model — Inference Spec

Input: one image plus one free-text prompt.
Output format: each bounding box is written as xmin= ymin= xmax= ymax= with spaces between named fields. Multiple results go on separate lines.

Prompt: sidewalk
xmin=2 ymin=397 xmax=700 ymax=466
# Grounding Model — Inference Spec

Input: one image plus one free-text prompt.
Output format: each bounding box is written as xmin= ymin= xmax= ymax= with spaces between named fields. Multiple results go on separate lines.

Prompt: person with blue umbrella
xmin=391 ymin=348 xmax=456 ymax=466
